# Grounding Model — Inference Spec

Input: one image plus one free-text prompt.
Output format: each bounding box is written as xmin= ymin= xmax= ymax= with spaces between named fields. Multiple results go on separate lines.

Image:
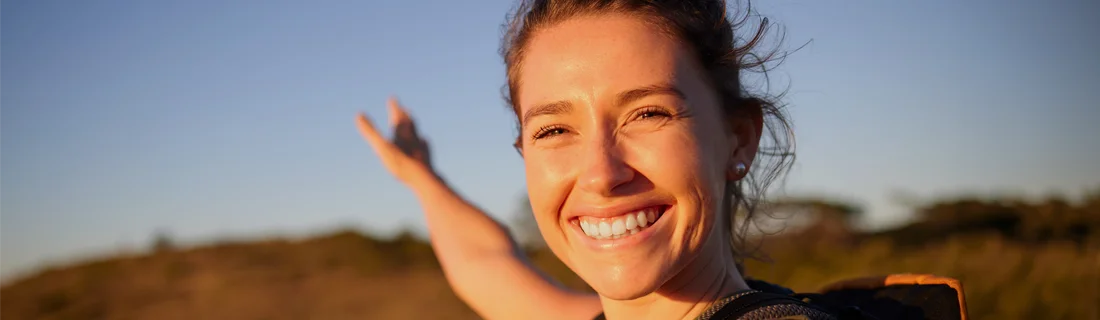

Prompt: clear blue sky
xmin=3 ymin=0 xmax=1098 ymax=281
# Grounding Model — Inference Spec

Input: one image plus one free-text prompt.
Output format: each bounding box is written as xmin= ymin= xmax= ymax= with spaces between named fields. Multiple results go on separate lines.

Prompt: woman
xmin=359 ymin=1 xmax=835 ymax=319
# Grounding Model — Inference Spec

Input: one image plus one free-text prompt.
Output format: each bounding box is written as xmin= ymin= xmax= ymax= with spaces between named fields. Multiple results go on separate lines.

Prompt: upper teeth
xmin=578 ymin=208 xmax=658 ymax=239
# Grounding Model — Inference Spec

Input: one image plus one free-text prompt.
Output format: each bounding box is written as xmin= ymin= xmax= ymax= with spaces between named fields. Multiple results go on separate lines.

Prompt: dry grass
xmin=4 ymin=194 xmax=1098 ymax=319
xmin=1 ymin=232 xmax=480 ymax=320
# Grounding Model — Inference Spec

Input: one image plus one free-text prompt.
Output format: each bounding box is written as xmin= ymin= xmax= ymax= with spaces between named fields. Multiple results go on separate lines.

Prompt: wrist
xmin=407 ymin=165 xmax=450 ymax=199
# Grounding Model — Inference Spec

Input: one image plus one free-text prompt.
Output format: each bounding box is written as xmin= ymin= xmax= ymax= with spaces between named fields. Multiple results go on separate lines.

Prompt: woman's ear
xmin=724 ymin=99 xmax=764 ymax=181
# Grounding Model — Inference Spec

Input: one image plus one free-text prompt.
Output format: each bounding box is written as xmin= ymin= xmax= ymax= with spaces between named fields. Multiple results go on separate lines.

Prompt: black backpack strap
xmin=596 ymin=291 xmax=878 ymax=320
xmin=707 ymin=291 xmax=818 ymax=320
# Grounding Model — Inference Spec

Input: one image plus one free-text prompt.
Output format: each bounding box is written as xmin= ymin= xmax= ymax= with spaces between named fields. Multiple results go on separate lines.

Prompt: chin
xmin=585 ymin=265 xmax=660 ymax=299
xmin=593 ymin=278 xmax=662 ymax=300
xmin=571 ymin=254 xmax=673 ymax=301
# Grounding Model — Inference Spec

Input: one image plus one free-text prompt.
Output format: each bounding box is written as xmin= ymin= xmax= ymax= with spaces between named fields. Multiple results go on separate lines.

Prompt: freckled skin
xmin=517 ymin=14 xmax=743 ymax=301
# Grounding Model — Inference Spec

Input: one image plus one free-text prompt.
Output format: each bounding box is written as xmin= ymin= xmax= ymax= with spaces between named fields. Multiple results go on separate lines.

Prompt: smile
xmin=576 ymin=206 xmax=664 ymax=240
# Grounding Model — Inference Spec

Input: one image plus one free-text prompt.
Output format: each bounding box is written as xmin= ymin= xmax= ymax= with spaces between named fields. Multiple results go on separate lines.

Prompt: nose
xmin=576 ymin=135 xmax=635 ymax=197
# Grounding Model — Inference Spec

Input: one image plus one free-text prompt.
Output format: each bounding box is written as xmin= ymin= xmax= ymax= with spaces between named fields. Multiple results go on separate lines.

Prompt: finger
xmin=388 ymin=97 xmax=410 ymax=126
xmin=356 ymin=112 xmax=391 ymax=153
xmin=388 ymin=97 xmax=422 ymax=139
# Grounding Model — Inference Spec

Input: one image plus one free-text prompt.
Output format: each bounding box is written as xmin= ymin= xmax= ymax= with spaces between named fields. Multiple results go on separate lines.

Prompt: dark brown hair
xmin=500 ymin=0 xmax=796 ymax=263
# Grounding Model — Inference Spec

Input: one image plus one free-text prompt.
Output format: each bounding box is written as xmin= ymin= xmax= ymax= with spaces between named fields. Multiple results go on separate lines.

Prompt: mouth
xmin=572 ymin=206 xmax=667 ymax=240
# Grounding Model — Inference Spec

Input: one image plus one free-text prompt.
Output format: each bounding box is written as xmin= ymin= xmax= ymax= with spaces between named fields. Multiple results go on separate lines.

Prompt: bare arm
xmin=408 ymin=170 xmax=601 ymax=320
xmin=355 ymin=98 xmax=602 ymax=320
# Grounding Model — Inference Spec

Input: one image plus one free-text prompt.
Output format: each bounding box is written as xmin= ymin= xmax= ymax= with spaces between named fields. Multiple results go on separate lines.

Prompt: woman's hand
xmin=356 ymin=97 xmax=437 ymax=186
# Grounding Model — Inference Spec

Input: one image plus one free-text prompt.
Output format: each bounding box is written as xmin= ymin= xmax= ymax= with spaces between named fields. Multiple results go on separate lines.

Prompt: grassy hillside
xmin=3 ymin=192 xmax=1098 ymax=319
xmin=0 ymin=232 xmax=481 ymax=320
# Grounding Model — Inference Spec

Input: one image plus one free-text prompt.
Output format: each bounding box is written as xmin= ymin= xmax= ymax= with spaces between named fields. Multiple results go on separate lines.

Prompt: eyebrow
xmin=520 ymin=83 xmax=685 ymax=127
xmin=616 ymin=83 xmax=685 ymax=107
xmin=521 ymin=100 xmax=573 ymax=128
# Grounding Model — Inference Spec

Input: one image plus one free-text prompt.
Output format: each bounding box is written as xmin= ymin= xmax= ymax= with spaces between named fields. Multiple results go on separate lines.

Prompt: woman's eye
xmin=532 ymin=126 xmax=568 ymax=140
xmin=635 ymin=107 xmax=672 ymax=120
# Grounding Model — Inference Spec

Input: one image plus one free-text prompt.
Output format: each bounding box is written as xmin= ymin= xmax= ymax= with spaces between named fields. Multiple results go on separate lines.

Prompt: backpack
xmin=738 ymin=273 xmax=969 ymax=320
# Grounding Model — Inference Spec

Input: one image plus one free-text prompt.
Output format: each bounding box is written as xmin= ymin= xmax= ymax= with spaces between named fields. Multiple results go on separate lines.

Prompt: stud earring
xmin=734 ymin=162 xmax=747 ymax=177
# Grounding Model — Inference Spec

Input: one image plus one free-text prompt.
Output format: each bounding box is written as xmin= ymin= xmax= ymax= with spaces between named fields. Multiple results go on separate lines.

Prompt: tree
xmin=760 ymin=197 xmax=864 ymax=242
xmin=766 ymin=198 xmax=862 ymax=225
xmin=151 ymin=229 xmax=176 ymax=253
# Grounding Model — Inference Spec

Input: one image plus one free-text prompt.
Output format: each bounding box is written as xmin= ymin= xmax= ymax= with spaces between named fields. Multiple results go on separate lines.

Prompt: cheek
xmin=632 ymin=126 xmax=726 ymax=240
xmin=523 ymin=150 xmax=575 ymax=223
xmin=523 ymin=150 xmax=579 ymax=265
xmin=688 ymin=122 xmax=733 ymax=199
xmin=630 ymin=127 xmax=718 ymax=198
xmin=687 ymin=121 xmax=734 ymax=242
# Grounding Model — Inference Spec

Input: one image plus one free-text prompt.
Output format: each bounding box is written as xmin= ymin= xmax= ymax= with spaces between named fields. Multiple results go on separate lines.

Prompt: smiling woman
xmin=514 ymin=13 xmax=761 ymax=313
xmin=356 ymin=1 xmax=963 ymax=320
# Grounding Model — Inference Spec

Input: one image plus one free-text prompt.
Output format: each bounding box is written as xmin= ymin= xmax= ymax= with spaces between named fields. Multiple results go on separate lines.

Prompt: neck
xmin=598 ymin=240 xmax=750 ymax=320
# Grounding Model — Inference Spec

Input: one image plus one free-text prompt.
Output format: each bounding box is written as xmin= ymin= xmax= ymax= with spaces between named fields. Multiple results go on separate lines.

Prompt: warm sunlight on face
xmin=516 ymin=14 xmax=737 ymax=300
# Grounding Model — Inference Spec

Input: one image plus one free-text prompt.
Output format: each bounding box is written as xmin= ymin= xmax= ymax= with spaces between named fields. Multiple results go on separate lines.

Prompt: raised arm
xmin=355 ymin=98 xmax=602 ymax=320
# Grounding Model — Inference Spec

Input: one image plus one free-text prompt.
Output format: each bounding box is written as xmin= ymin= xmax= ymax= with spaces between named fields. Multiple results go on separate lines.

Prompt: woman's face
xmin=516 ymin=14 xmax=743 ymax=300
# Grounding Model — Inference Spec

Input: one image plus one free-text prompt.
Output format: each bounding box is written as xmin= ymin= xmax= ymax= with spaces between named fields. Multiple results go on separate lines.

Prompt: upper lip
xmin=564 ymin=198 xmax=669 ymax=220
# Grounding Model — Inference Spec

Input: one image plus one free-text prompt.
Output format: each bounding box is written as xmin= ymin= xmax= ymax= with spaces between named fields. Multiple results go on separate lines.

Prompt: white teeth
xmin=611 ymin=219 xmax=626 ymax=235
xmin=583 ymin=221 xmax=599 ymax=238
xmin=598 ymin=222 xmax=612 ymax=238
xmin=577 ymin=207 xmax=662 ymax=240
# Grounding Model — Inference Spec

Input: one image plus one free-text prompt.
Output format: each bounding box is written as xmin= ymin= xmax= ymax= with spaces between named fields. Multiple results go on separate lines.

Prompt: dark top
xmin=591 ymin=290 xmax=836 ymax=320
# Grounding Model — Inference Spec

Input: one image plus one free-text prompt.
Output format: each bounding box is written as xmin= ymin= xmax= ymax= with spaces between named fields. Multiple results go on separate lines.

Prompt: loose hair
xmin=500 ymin=0 xmax=796 ymax=264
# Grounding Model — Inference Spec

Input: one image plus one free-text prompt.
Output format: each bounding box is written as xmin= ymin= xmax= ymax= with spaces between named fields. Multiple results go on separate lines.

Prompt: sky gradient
xmin=3 ymin=0 xmax=1098 ymax=281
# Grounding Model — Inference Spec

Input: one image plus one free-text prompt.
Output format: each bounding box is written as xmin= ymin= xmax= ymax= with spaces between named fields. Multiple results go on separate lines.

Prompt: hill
xmin=0 ymin=231 xmax=482 ymax=320
xmin=3 ymin=192 xmax=1098 ymax=319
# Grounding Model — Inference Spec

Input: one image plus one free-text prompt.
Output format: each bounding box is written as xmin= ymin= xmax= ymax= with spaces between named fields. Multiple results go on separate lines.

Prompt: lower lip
xmin=570 ymin=206 xmax=670 ymax=250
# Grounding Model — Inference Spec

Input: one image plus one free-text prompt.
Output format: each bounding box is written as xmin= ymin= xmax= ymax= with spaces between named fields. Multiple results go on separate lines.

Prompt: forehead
xmin=516 ymin=14 xmax=698 ymax=110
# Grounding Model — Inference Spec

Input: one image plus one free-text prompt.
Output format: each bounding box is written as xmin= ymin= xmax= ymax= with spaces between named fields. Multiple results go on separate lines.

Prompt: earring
xmin=734 ymin=162 xmax=747 ymax=177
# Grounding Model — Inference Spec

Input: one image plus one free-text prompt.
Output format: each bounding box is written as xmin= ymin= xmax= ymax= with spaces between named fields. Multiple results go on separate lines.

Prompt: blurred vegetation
xmin=2 ymin=189 xmax=1097 ymax=319
xmin=743 ymin=189 xmax=1100 ymax=319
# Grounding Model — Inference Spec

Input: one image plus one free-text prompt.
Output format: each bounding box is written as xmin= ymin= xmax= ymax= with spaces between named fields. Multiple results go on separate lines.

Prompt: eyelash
xmin=633 ymin=106 xmax=673 ymax=120
xmin=530 ymin=106 xmax=674 ymax=140
xmin=532 ymin=125 xmax=567 ymax=140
